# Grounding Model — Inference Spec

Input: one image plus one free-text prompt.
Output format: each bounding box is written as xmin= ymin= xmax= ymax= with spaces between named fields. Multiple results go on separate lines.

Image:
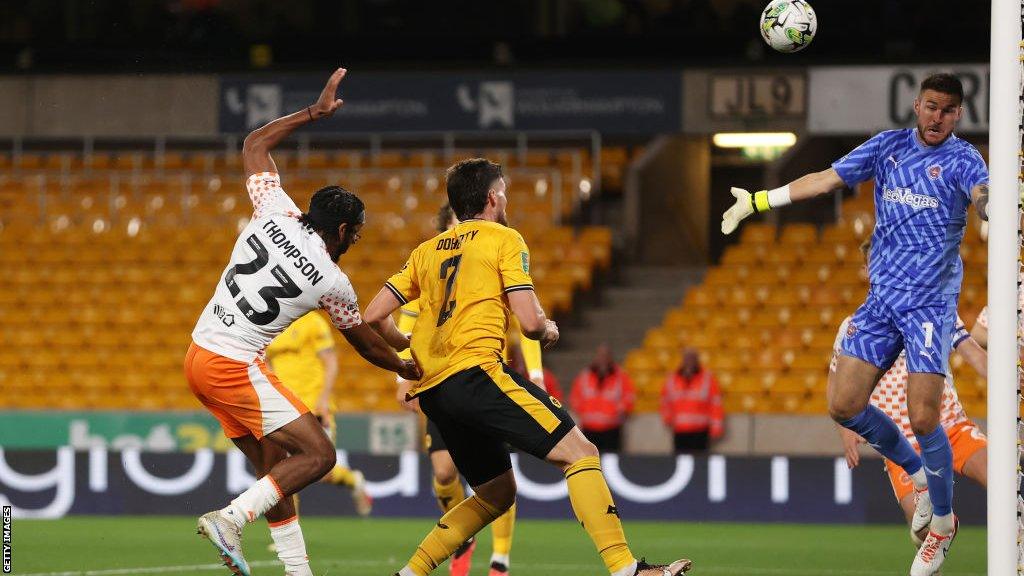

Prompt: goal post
xmin=987 ymin=0 xmax=1022 ymax=574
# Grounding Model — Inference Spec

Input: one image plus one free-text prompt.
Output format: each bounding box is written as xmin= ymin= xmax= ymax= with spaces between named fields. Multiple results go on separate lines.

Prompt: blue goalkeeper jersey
xmin=832 ymin=128 xmax=988 ymax=295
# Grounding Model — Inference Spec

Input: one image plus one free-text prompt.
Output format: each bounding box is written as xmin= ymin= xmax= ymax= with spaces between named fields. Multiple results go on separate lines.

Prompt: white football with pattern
xmin=759 ymin=0 xmax=817 ymax=53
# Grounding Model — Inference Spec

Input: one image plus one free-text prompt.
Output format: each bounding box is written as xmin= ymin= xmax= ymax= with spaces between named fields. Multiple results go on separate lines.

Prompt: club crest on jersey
xmin=926 ymin=164 xmax=943 ymax=180
xmin=845 ymin=322 xmax=857 ymax=339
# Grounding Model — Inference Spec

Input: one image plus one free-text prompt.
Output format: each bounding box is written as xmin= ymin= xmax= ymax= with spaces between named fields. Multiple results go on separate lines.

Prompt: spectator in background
xmin=543 ymin=366 xmax=564 ymax=404
xmin=570 ymin=344 xmax=635 ymax=452
xmin=660 ymin=347 xmax=723 ymax=453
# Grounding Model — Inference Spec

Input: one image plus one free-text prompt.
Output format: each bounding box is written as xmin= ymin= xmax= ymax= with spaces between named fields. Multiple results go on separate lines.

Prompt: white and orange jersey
xmin=830 ymin=315 xmax=971 ymax=445
xmin=192 ymin=172 xmax=362 ymax=363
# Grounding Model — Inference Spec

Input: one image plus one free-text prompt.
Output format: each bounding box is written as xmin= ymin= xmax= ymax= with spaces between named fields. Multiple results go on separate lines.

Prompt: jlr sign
xmin=808 ymin=64 xmax=989 ymax=134
xmin=709 ymin=73 xmax=806 ymax=119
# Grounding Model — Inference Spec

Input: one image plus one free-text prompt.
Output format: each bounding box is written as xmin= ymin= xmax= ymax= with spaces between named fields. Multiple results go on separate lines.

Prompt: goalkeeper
xmin=722 ymin=73 xmax=989 ymax=576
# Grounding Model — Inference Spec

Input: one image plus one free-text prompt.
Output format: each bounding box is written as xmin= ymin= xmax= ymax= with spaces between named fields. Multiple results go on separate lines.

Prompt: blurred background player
xmin=833 ymin=240 xmax=988 ymax=545
xmin=185 ymin=68 xmax=420 ymax=576
xmin=366 ymin=158 xmax=691 ymax=576
xmin=394 ymin=203 xmax=546 ymax=576
xmin=721 ymin=72 xmax=989 ymax=576
xmin=265 ymin=310 xmax=373 ymax=517
xmin=659 ymin=347 xmax=723 ymax=453
xmin=969 ymin=269 xmax=1024 ymax=351
xmin=570 ymin=343 xmax=636 ymax=452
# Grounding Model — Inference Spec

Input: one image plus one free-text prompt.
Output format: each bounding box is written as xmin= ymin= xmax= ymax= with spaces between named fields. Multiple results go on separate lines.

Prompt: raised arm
xmin=721 ymin=168 xmax=846 ymax=235
xmin=242 ymin=67 xmax=346 ymax=177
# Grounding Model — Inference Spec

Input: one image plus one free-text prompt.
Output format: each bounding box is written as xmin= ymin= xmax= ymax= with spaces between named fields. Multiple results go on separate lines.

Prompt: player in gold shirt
xmin=394 ymin=204 xmax=545 ymax=576
xmin=366 ymin=159 xmax=691 ymax=576
xmin=266 ymin=311 xmax=373 ymax=517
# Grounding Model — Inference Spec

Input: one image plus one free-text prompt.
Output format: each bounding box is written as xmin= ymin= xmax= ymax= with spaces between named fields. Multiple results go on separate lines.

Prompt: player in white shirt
xmin=832 ymin=240 xmax=987 ymax=547
xmin=185 ymin=68 xmax=421 ymax=576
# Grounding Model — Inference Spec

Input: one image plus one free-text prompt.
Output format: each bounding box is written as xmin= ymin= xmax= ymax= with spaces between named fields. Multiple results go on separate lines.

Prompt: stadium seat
xmin=740 ymin=223 xmax=777 ymax=244
xmin=779 ymin=224 xmax=818 ymax=245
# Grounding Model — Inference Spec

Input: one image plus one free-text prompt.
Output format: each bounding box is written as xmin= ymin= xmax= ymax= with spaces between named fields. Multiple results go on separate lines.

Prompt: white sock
xmin=490 ymin=553 xmax=510 ymax=567
xmin=220 ymin=476 xmax=283 ymax=529
xmin=910 ymin=468 xmax=928 ymax=491
xmin=398 ymin=567 xmax=418 ymax=576
xmin=931 ymin=512 xmax=954 ymax=535
xmin=270 ymin=517 xmax=311 ymax=575
xmin=611 ymin=560 xmax=638 ymax=576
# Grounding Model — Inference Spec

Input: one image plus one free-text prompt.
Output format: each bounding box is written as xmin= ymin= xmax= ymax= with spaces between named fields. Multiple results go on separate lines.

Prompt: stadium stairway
xmin=545 ymin=266 xmax=704 ymax=387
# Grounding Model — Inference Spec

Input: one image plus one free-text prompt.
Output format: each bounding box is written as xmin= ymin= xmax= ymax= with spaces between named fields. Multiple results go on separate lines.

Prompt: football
xmin=759 ymin=0 xmax=817 ymax=53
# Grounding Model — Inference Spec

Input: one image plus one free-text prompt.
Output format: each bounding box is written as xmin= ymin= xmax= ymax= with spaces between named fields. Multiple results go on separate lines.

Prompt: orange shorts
xmin=184 ymin=342 xmax=309 ymax=440
xmin=884 ymin=420 xmax=987 ymax=502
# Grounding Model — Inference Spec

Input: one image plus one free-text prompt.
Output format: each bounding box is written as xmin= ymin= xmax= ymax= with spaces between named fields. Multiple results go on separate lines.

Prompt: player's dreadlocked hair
xmin=436 ymin=203 xmax=455 ymax=233
xmin=445 ymin=158 xmax=503 ymax=221
xmin=300 ymin=185 xmax=365 ymax=236
xmin=920 ymin=73 xmax=964 ymax=105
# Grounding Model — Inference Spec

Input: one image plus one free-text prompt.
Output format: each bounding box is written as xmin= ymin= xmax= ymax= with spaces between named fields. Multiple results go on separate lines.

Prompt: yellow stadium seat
xmin=739 ymin=223 xmax=776 ymax=244
xmin=624 ymin=350 xmax=663 ymax=374
xmin=644 ymin=328 xmax=679 ymax=350
xmin=821 ymin=223 xmax=862 ymax=245
xmin=768 ymin=391 xmax=807 ymax=413
xmin=746 ymin=268 xmax=782 ymax=287
xmin=15 ymin=154 xmax=43 ymax=170
xmin=762 ymin=250 xmax=801 ymax=267
xmin=681 ymin=331 xmax=720 ymax=351
xmin=726 ymin=375 xmax=763 ymax=394
xmin=720 ymin=244 xmax=763 ymax=267
xmin=704 ymin=267 xmax=741 ymax=288
xmin=779 ymin=224 xmax=817 ymax=245
xmin=829 ymin=267 xmax=866 ymax=287
xmin=683 ymin=286 xmax=719 ymax=308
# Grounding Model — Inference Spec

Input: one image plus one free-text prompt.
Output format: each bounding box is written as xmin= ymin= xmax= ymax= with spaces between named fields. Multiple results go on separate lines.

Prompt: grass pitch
xmin=11 ymin=516 xmax=985 ymax=575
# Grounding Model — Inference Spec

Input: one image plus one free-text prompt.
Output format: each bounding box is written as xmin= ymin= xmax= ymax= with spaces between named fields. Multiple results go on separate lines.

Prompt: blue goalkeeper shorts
xmin=840 ymin=286 xmax=959 ymax=375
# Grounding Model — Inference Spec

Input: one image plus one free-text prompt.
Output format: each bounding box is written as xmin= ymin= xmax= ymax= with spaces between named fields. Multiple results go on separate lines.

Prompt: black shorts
xmin=424 ymin=418 xmax=448 ymax=453
xmin=425 ymin=418 xmax=515 ymax=455
xmin=418 ymin=361 xmax=576 ymax=487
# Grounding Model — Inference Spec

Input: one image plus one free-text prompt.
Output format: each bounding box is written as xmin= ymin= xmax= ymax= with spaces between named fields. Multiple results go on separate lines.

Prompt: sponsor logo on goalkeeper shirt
xmin=882 ymin=187 xmax=939 ymax=210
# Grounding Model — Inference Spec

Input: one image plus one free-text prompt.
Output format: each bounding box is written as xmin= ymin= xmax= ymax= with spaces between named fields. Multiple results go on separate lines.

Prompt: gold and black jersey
xmin=385 ymin=219 xmax=534 ymax=395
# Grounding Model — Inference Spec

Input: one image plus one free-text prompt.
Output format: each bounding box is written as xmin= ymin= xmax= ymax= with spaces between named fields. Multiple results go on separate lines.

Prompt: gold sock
xmin=564 ymin=456 xmax=634 ymax=574
xmin=326 ymin=465 xmax=357 ymax=487
xmin=406 ymin=495 xmax=503 ymax=576
xmin=490 ymin=502 xmax=515 ymax=557
xmin=432 ymin=477 xmax=466 ymax=514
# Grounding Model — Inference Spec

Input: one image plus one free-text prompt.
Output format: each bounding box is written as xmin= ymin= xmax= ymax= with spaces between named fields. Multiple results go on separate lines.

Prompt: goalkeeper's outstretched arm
xmin=721 ymin=167 xmax=846 ymax=235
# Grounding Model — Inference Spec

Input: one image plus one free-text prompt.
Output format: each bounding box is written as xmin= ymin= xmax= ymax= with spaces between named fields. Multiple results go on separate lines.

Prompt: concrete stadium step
xmin=544 ymin=265 xmax=704 ymax=390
